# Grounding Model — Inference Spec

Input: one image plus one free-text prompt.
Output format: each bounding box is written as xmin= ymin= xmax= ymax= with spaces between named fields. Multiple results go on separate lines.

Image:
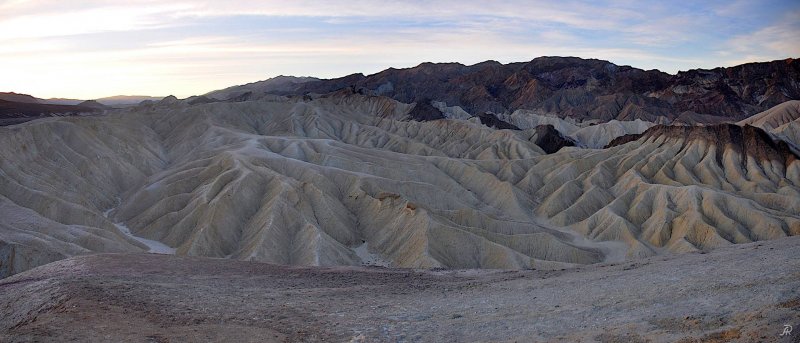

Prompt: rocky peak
xmin=531 ymin=124 xmax=576 ymax=153
xmin=606 ymin=123 xmax=799 ymax=166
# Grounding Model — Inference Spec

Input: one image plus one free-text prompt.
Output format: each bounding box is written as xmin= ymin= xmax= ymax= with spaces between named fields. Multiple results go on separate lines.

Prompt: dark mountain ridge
xmin=256 ymin=56 xmax=799 ymax=124
xmin=0 ymin=99 xmax=104 ymax=126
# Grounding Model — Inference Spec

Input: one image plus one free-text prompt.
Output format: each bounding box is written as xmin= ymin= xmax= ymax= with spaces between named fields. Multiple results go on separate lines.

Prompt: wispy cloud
xmin=717 ymin=10 xmax=800 ymax=65
xmin=0 ymin=3 xmax=189 ymax=38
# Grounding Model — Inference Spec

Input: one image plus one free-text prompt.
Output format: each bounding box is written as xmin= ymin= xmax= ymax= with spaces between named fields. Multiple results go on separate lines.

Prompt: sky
xmin=1 ymin=0 xmax=798 ymax=99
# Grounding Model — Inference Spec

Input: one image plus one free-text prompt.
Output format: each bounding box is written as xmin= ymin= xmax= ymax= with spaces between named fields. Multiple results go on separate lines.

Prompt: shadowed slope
xmin=739 ymin=100 xmax=800 ymax=149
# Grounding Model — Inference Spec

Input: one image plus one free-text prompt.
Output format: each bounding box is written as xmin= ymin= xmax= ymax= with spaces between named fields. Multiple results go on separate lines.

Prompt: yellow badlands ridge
xmin=0 ymin=94 xmax=798 ymax=277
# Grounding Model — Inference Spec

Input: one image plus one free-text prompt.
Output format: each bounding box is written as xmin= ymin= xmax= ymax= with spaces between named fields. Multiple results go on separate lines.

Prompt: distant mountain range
xmin=0 ymin=93 xmax=164 ymax=107
xmin=5 ymin=57 xmax=797 ymax=127
xmin=204 ymin=76 xmax=319 ymax=101
xmin=211 ymin=57 xmax=799 ymax=124
xmin=0 ymin=93 xmax=163 ymax=125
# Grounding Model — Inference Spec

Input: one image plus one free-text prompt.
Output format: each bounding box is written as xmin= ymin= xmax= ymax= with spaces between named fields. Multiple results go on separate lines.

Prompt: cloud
xmin=0 ymin=0 xmax=637 ymax=38
xmin=718 ymin=10 xmax=800 ymax=65
xmin=0 ymin=3 xmax=189 ymax=39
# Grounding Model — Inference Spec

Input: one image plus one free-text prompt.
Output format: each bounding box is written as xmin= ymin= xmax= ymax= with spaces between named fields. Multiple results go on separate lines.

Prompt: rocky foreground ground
xmin=1 ymin=236 xmax=799 ymax=342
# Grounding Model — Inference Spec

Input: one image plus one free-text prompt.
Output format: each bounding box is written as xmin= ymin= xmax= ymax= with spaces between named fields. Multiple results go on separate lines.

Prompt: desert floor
xmin=1 ymin=236 xmax=799 ymax=342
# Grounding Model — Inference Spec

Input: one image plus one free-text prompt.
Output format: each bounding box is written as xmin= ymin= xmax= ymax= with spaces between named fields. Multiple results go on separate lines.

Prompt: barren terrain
xmin=2 ymin=93 xmax=798 ymax=279
xmin=1 ymin=236 xmax=798 ymax=342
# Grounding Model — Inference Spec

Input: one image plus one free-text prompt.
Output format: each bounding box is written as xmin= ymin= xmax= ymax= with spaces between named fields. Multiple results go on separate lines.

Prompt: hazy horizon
xmin=2 ymin=0 xmax=798 ymax=99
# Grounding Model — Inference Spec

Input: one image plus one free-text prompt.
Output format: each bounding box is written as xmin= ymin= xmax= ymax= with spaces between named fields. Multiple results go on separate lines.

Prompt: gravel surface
xmin=1 ymin=236 xmax=799 ymax=342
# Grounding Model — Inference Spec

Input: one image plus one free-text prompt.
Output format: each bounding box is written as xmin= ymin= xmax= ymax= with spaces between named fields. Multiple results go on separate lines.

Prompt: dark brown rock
xmin=476 ymin=112 xmax=519 ymax=130
xmin=264 ymin=57 xmax=800 ymax=124
xmin=406 ymin=99 xmax=445 ymax=121
xmin=531 ymin=124 xmax=576 ymax=154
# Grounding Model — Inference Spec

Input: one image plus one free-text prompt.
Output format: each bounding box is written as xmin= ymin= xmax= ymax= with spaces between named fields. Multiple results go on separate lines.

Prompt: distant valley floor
xmin=1 ymin=236 xmax=798 ymax=342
